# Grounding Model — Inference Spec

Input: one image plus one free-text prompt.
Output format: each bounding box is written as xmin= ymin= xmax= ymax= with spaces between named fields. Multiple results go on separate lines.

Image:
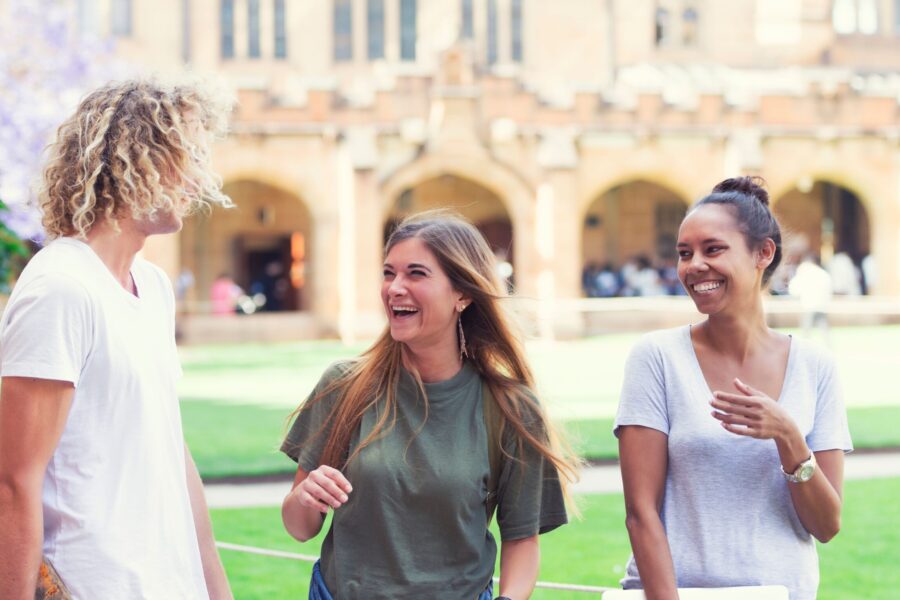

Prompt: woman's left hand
xmin=709 ymin=378 xmax=796 ymax=441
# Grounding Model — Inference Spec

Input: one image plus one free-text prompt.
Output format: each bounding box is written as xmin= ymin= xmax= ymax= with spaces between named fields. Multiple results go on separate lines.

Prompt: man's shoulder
xmin=18 ymin=239 xmax=96 ymax=287
xmin=12 ymin=261 xmax=93 ymax=305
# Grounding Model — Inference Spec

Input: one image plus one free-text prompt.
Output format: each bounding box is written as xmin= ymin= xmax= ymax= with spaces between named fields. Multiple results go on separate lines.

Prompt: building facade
xmin=42 ymin=1 xmax=900 ymax=337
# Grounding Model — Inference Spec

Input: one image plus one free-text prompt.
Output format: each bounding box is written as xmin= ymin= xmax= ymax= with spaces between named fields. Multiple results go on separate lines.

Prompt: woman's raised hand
xmin=294 ymin=465 xmax=353 ymax=513
xmin=710 ymin=378 xmax=797 ymax=441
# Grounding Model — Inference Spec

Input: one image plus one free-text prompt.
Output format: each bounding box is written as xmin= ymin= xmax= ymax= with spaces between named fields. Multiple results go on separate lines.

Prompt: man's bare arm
xmin=0 ymin=377 xmax=73 ymax=600
xmin=184 ymin=443 xmax=233 ymax=600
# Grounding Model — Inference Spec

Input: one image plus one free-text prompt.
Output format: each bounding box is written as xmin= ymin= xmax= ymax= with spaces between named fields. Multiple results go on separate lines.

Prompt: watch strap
xmin=781 ymin=453 xmax=816 ymax=483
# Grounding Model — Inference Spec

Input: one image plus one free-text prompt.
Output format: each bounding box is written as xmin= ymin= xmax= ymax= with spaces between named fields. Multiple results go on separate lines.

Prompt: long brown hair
xmin=293 ymin=211 xmax=579 ymax=491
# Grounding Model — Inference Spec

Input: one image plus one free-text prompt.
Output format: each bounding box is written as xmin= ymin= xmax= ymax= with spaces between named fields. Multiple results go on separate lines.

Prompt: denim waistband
xmin=309 ymin=561 xmax=334 ymax=600
xmin=309 ymin=561 xmax=494 ymax=600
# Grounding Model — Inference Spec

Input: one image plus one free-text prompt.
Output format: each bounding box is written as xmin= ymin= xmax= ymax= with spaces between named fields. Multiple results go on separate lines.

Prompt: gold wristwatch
xmin=781 ymin=453 xmax=817 ymax=483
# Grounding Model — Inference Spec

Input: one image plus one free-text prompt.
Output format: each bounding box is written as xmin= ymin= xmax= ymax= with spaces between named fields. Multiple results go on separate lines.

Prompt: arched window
xmin=274 ymin=0 xmax=287 ymax=59
xmin=487 ymin=0 xmax=498 ymax=64
xmin=247 ymin=0 xmax=261 ymax=58
xmin=182 ymin=0 xmax=191 ymax=62
xmin=400 ymin=0 xmax=417 ymax=61
xmin=334 ymin=0 xmax=353 ymax=61
xmin=833 ymin=0 xmax=880 ymax=35
xmin=655 ymin=7 xmax=671 ymax=46
xmin=857 ymin=0 xmax=879 ymax=34
xmin=220 ymin=0 xmax=235 ymax=59
xmin=461 ymin=0 xmax=474 ymax=39
xmin=682 ymin=6 xmax=698 ymax=45
xmin=111 ymin=0 xmax=132 ymax=36
xmin=511 ymin=0 xmax=523 ymax=62
xmin=367 ymin=0 xmax=385 ymax=59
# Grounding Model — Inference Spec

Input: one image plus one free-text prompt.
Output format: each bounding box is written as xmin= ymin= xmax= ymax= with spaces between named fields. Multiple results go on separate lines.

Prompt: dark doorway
xmin=237 ymin=235 xmax=299 ymax=312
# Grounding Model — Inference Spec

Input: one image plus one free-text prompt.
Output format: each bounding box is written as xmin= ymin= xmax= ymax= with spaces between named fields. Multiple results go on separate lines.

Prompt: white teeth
xmin=693 ymin=281 xmax=722 ymax=293
xmin=391 ymin=306 xmax=418 ymax=312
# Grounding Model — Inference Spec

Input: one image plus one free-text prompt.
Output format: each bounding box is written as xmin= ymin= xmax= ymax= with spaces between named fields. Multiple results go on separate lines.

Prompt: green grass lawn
xmin=211 ymin=477 xmax=900 ymax=599
xmin=180 ymin=326 xmax=900 ymax=478
xmin=183 ymin=401 xmax=900 ymax=479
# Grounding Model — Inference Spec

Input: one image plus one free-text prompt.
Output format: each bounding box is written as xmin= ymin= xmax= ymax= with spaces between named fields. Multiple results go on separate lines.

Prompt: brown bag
xmin=35 ymin=558 xmax=72 ymax=600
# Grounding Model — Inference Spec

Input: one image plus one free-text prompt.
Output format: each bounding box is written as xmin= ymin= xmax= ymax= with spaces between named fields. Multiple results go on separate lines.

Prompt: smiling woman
xmin=615 ymin=177 xmax=852 ymax=600
xmin=280 ymin=211 xmax=578 ymax=600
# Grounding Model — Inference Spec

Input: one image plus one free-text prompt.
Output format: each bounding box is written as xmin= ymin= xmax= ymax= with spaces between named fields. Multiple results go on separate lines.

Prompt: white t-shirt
xmin=614 ymin=326 xmax=853 ymax=600
xmin=0 ymin=238 xmax=209 ymax=600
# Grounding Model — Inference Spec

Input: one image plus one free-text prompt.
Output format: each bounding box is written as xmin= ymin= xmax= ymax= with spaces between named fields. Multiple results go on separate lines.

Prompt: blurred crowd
xmin=583 ymin=251 xmax=875 ymax=299
xmin=582 ymin=256 xmax=687 ymax=298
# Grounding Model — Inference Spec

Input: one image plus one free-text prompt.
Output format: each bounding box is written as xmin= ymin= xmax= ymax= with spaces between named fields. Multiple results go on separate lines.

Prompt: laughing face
xmin=676 ymin=204 xmax=769 ymax=315
xmin=382 ymin=237 xmax=467 ymax=352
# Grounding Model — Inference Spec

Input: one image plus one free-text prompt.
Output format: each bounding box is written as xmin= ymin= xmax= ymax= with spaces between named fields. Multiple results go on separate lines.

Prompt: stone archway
xmin=580 ymin=179 xmax=689 ymax=296
xmin=380 ymin=152 xmax=536 ymax=295
xmin=180 ymin=179 xmax=314 ymax=313
xmin=774 ymin=179 xmax=872 ymax=294
xmin=385 ymin=174 xmax=515 ymax=285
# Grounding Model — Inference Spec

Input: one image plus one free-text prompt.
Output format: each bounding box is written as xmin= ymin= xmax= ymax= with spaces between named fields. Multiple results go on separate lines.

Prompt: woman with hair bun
xmin=615 ymin=177 xmax=852 ymax=599
xmin=281 ymin=211 xmax=577 ymax=600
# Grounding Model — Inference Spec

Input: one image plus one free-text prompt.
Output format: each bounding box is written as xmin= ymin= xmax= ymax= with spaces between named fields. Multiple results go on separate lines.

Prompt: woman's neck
xmin=402 ymin=342 xmax=463 ymax=383
xmin=701 ymin=297 xmax=771 ymax=362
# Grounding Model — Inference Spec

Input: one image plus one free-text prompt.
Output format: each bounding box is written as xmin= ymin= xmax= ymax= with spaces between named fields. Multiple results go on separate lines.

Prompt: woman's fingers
xmin=713 ymin=391 xmax=762 ymax=406
xmin=733 ymin=377 xmax=763 ymax=397
xmin=297 ymin=488 xmax=333 ymax=513
xmin=711 ymin=410 xmax=756 ymax=427
xmin=301 ymin=465 xmax=353 ymax=508
xmin=318 ymin=465 xmax=354 ymax=494
xmin=710 ymin=397 xmax=758 ymax=418
xmin=721 ymin=421 xmax=759 ymax=437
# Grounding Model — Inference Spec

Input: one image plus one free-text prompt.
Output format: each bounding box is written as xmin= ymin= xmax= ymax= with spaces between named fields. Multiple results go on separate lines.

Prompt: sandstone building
xmin=50 ymin=1 xmax=900 ymax=337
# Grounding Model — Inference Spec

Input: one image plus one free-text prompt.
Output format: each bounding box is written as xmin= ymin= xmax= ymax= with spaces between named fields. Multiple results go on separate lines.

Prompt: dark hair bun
xmin=712 ymin=176 xmax=770 ymax=207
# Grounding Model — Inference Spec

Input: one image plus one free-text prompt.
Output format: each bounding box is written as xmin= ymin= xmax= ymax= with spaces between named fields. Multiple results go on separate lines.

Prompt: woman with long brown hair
xmin=281 ymin=212 xmax=577 ymax=600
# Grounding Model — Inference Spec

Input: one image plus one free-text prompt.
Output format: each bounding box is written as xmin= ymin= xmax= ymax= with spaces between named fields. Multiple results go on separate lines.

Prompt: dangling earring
xmin=457 ymin=305 xmax=468 ymax=360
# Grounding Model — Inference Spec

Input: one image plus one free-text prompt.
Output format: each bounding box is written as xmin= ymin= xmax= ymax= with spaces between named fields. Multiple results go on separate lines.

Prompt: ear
xmin=756 ymin=238 xmax=776 ymax=271
xmin=454 ymin=291 xmax=472 ymax=312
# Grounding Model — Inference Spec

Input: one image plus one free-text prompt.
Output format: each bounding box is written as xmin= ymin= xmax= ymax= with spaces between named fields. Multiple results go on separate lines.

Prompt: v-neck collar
xmin=57 ymin=237 xmax=142 ymax=306
xmin=684 ymin=324 xmax=795 ymax=403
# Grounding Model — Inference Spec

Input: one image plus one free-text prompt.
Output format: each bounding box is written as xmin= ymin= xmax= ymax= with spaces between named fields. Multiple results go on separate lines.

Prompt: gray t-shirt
xmin=282 ymin=360 xmax=567 ymax=600
xmin=614 ymin=326 xmax=853 ymax=600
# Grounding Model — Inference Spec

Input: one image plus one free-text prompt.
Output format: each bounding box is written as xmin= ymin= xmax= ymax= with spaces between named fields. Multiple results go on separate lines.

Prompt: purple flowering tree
xmin=0 ymin=0 xmax=124 ymax=290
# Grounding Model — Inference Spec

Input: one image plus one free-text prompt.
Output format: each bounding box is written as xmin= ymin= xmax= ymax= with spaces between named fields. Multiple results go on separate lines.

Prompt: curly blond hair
xmin=39 ymin=79 xmax=233 ymax=239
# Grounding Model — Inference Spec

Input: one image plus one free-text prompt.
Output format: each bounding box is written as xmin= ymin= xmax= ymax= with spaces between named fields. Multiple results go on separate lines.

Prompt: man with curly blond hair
xmin=0 ymin=80 xmax=234 ymax=599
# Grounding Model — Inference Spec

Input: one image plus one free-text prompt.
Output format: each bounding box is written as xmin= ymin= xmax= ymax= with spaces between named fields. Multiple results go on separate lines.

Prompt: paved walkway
xmin=205 ymin=450 xmax=900 ymax=509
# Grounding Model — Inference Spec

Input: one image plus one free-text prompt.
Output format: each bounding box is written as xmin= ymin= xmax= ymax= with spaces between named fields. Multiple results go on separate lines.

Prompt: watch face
xmin=798 ymin=464 xmax=815 ymax=482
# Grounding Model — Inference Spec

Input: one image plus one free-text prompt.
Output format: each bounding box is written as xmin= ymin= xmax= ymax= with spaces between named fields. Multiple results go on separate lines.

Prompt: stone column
xmin=534 ymin=127 xmax=580 ymax=338
xmin=870 ymin=164 xmax=900 ymax=295
xmin=352 ymin=168 xmax=387 ymax=339
xmin=314 ymin=134 xmax=344 ymax=335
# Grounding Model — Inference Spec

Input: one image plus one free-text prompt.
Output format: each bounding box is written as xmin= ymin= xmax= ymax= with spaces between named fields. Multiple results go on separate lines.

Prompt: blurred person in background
xmin=634 ymin=255 xmax=665 ymax=297
xmin=0 ymin=80 xmax=233 ymax=599
xmin=210 ymin=272 xmax=242 ymax=316
xmin=281 ymin=212 xmax=577 ymax=600
xmin=789 ymin=255 xmax=833 ymax=343
xmin=860 ymin=254 xmax=876 ymax=295
xmin=615 ymin=177 xmax=851 ymax=600
xmin=595 ymin=262 xmax=621 ymax=297
xmin=828 ymin=251 xmax=862 ymax=296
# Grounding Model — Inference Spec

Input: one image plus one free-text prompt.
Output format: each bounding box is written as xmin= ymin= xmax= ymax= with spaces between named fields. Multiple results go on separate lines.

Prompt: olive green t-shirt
xmin=281 ymin=360 xmax=567 ymax=600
